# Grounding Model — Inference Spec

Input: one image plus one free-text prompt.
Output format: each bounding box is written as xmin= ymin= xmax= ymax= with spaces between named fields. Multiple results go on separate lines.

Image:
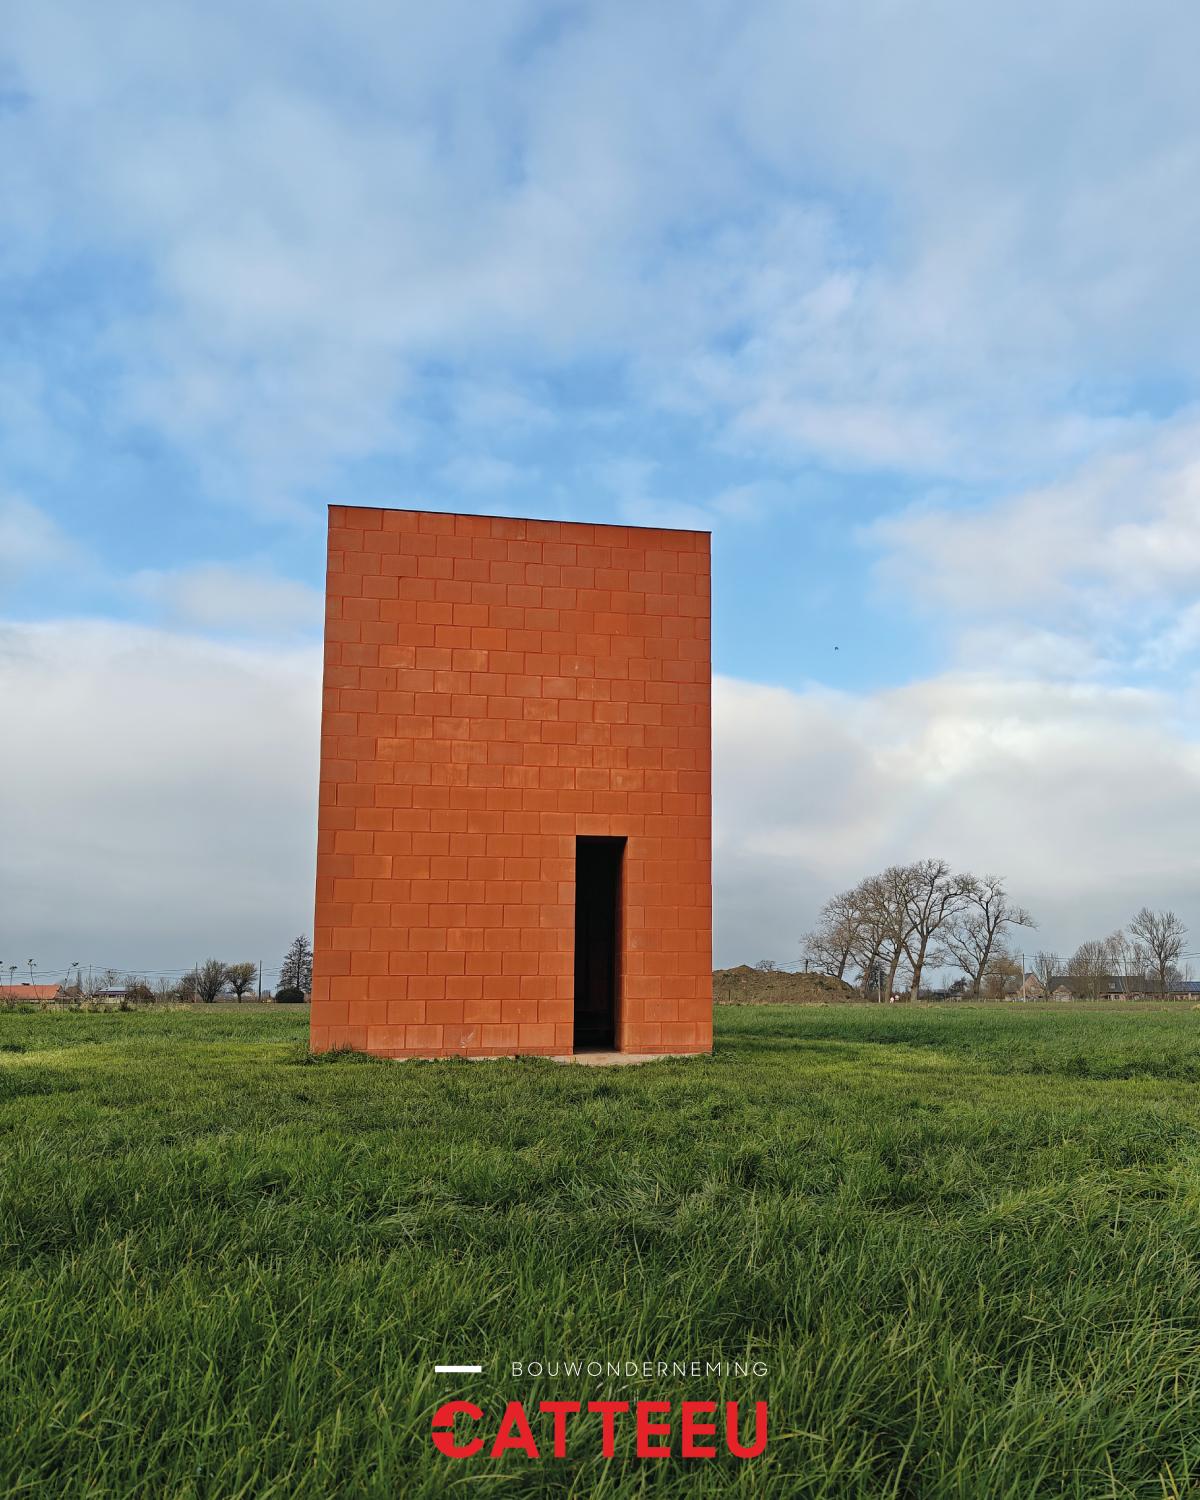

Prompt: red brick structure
xmin=310 ymin=506 xmax=712 ymax=1057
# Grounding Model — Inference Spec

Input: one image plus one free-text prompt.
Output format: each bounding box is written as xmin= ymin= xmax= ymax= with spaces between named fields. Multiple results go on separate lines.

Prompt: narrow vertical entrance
xmin=573 ymin=836 xmax=624 ymax=1050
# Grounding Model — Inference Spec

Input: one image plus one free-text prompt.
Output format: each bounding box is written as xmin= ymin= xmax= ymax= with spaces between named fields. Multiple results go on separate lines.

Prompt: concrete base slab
xmin=550 ymin=1050 xmax=699 ymax=1066
xmin=381 ymin=1050 xmax=705 ymax=1065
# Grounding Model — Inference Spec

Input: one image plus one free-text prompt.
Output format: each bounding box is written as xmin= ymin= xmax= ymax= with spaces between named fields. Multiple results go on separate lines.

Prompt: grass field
xmin=4 ymin=1003 xmax=1200 ymax=1497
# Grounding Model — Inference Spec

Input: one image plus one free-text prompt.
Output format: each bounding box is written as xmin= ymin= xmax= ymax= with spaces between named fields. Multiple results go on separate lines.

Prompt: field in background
xmin=4 ymin=1004 xmax=1200 ymax=1496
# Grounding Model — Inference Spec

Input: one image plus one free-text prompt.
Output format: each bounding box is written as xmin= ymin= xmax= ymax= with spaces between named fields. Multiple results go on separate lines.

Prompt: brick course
xmin=311 ymin=506 xmax=712 ymax=1057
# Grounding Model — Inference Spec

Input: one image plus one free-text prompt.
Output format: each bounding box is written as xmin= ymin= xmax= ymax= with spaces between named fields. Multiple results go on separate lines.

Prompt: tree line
xmin=177 ymin=936 xmax=314 ymax=1002
xmin=1029 ymin=908 xmax=1189 ymax=1000
xmin=67 ymin=936 xmax=314 ymax=1004
xmin=802 ymin=860 xmax=1190 ymax=999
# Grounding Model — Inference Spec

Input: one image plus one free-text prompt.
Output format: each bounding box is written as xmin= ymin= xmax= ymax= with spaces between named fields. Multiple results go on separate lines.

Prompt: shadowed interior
xmin=573 ymin=836 xmax=624 ymax=1049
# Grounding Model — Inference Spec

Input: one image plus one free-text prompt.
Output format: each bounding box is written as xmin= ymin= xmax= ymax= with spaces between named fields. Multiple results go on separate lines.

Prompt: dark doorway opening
xmin=573 ymin=836 xmax=624 ymax=1050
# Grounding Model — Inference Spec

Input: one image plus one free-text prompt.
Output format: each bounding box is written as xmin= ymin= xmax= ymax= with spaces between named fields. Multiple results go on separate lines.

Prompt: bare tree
xmin=858 ymin=866 xmax=913 ymax=1002
xmin=806 ymin=863 xmax=1037 ymax=1003
xmin=1128 ymin=908 xmax=1187 ymax=996
xmin=943 ymin=874 xmax=1036 ymax=996
xmin=225 ymin=961 xmax=258 ymax=1000
xmin=848 ymin=876 xmax=891 ymax=998
xmin=1031 ymin=951 xmax=1062 ymax=997
xmin=1067 ymin=940 xmax=1109 ymax=1000
xmin=802 ymin=886 xmax=868 ymax=980
xmin=83 ymin=967 xmax=121 ymax=1000
xmin=893 ymin=954 xmax=916 ymax=999
xmin=801 ymin=929 xmax=839 ymax=976
xmin=1103 ymin=930 xmax=1149 ymax=996
xmin=982 ymin=949 xmax=1023 ymax=998
xmin=185 ymin=959 xmax=230 ymax=1004
xmin=902 ymin=858 xmax=970 ymax=1001
xmin=840 ymin=864 xmax=957 ymax=1000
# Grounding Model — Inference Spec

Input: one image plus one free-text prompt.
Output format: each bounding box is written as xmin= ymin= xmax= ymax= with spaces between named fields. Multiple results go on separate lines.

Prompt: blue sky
xmin=4 ymin=1 xmax=1200 ymax=979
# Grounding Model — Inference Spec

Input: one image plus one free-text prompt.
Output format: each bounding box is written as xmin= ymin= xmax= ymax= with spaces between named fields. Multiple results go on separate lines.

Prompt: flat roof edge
xmin=325 ymin=502 xmax=711 ymax=536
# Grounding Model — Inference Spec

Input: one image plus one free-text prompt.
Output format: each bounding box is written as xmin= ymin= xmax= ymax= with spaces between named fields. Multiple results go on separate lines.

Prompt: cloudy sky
xmin=4 ymin=1 xmax=1200 ymax=983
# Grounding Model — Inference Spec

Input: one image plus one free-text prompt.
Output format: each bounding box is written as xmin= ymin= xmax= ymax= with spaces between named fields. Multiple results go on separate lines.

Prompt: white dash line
xmin=435 ymin=1364 xmax=483 ymax=1374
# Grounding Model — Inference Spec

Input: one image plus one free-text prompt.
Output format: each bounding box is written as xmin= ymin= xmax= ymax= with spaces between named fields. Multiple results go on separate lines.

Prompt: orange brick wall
xmin=310 ymin=506 xmax=712 ymax=1057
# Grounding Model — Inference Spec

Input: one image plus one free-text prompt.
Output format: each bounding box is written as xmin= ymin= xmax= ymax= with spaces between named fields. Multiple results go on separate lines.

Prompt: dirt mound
xmin=713 ymin=965 xmax=860 ymax=1005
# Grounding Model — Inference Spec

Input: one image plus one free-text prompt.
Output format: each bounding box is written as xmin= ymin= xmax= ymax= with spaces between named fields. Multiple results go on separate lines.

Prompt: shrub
xmin=274 ymin=987 xmax=306 ymax=1004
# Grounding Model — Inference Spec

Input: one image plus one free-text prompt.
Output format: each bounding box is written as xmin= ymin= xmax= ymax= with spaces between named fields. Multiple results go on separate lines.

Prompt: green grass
xmin=4 ymin=1003 xmax=1200 ymax=1497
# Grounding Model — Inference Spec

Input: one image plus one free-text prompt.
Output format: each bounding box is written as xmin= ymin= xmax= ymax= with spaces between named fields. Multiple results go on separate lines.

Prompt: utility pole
xmin=258 ymin=959 xmax=263 ymax=1002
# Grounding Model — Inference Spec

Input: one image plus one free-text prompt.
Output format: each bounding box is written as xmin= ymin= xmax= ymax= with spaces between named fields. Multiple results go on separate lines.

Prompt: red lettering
xmin=431 ymin=1400 xmax=484 ymax=1459
xmin=435 ymin=1396 xmax=767 ymax=1462
xmin=489 ymin=1401 xmax=540 ymax=1459
xmin=635 ymin=1401 xmax=672 ymax=1458
xmin=725 ymin=1400 xmax=768 ymax=1458
xmin=681 ymin=1400 xmax=718 ymax=1457
xmin=588 ymin=1400 xmax=630 ymax=1458
xmin=539 ymin=1400 xmax=581 ymax=1458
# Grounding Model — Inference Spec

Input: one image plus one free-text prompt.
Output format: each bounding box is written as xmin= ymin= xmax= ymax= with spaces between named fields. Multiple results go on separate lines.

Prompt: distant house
xmin=987 ymin=972 xmax=1039 ymax=999
xmin=0 ymin=984 xmax=61 ymax=1002
xmin=1048 ymin=975 xmax=1150 ymax=1001
xmin=946 ymin=974 xmax=1044 ymax=999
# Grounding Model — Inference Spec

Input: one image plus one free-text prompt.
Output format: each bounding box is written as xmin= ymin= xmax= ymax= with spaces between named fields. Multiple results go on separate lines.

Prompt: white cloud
xmin=0 ymin=619 xmax=320 ymax=974
xmin=713 ymin=671 xmax=1200 ymax=967
xmin=4 ymin=6 xmax=1200 ymax=978
xmin=3 ymin=617 xmax=1198 ymax=975
xmin=131 ymin=563 xmax=324 ymax=634
xmin=870 ymin=413 xmax=1200 ymax=608
xmin=5 ymin=0 xmax=1199 ymax=504
xmin=0 ymin=495 xmax=76 ymax=588
xmin=864 ymin=410 xmax=1200 ymax=681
